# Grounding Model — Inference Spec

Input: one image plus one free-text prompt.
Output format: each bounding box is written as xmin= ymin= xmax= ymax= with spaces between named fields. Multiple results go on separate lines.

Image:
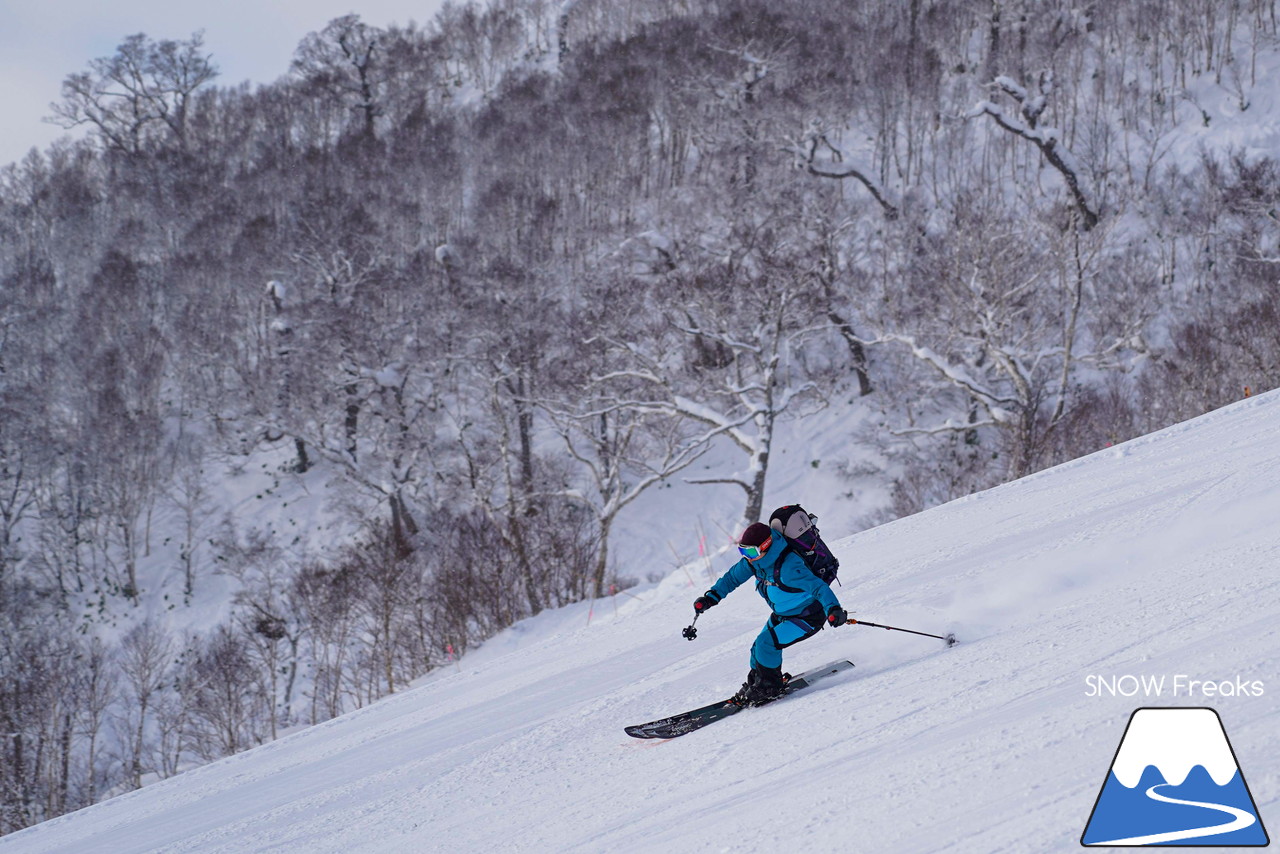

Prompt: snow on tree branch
xmin=889 ymin=417 xmax=1002 ymax=438
xmin=874 ymin=333 xmax=1020 ymax=411
xmin=791 ymin=121 xmax=899 ymax=220
xmin=671 ymin=321 xmax=764 ymax=357
xmin=968 ymin=75 xmax=1098 ymax=230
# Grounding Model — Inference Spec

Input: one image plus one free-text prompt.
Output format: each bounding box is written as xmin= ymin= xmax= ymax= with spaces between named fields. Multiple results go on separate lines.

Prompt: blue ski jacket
xmin=708 ymin=540 xmax=841 ymax=617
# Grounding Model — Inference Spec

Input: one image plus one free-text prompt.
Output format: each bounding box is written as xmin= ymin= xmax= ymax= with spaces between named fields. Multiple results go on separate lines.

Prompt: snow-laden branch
xmin=541 ymin=393 xmax=738 ymax=529
xmin=594 ymin=331 xmax=809 ymax=457
xmin=993 ymin=75 xmax=1048 ymax=128
xmin=967 ymin=77 xmax=1098 ymax=230
xmin=669 ymin=394 xmax=760 ymax=455
xmin=889 ymin=417 xmax=1002 ymax=438
xmin=790 ymin=122 xmax=899 ymax=220
xmin=589 ymin=368 xmax=665 ymax=387
xmin=874 ymin=333 xmax=1020 ymax=410
xmin=684 ymin=474 xmax=751 ymax=493
xmin=671 ymin=321 xmax=764 ymax=357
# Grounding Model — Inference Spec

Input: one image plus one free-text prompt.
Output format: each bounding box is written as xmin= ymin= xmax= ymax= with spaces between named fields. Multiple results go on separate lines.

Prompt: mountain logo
xmin=1081 ymin=707 xmax=1269 ymax=847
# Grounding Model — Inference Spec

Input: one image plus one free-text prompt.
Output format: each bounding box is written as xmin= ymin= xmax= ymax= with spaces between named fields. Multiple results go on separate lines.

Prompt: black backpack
xmin=768 ymin=504 xmax=840 ymax=585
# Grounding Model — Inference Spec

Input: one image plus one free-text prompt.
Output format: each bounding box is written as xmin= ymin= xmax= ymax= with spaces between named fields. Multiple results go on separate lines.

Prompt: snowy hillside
xmin=3 ymin=391 xmax=1278 ymax=853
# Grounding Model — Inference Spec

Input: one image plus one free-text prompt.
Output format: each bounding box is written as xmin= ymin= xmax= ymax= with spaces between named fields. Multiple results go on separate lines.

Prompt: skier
xmin=693 ymin=521 xmax=847 ymax=706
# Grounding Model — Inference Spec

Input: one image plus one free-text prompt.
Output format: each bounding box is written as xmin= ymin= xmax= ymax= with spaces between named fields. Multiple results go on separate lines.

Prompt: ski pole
xmin=682 ymin=612 xmax=700 ymax=641
xmin=846 ymin=618 xmax=957 ymax=647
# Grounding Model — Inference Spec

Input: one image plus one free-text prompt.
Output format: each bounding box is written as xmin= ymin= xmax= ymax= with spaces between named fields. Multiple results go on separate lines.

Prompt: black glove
xmin=694 ymin=591 xmax=721 ymax=613
xmin=826 ymin=606 xmax=849 ymax=627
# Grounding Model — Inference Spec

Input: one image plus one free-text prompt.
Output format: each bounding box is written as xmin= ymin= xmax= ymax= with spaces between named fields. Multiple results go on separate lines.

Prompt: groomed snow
xmin=3 ymin=391 xmax=1278 ymax=853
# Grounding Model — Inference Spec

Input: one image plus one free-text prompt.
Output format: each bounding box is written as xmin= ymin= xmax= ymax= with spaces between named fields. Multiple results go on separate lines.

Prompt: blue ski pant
xmin=749 ymin=610 xmax=825 ymax=670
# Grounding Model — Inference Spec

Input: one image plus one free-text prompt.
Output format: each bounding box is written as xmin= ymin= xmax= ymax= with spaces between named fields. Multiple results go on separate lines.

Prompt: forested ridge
xmin=2 ymin=0 xmax=1278 ymax=832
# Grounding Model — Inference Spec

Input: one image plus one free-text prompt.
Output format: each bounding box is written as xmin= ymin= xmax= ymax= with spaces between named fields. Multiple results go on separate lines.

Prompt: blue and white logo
xmin=1081 ymin=707 xmax=1269 ymax=846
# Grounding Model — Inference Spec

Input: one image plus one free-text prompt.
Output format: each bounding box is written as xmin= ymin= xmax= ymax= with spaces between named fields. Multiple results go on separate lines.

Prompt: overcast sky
xmin=0 ymin=1 xmax=448 ymax=168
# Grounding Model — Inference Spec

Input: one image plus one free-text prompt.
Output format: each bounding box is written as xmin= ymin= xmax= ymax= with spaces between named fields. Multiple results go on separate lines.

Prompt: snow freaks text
xmin=1085 ymin=675 xmax=1266 ymax=699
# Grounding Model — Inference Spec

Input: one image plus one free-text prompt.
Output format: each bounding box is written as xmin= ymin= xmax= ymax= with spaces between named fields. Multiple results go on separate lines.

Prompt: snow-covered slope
xmin=4 ymin=392 xmax=1279 ymax=853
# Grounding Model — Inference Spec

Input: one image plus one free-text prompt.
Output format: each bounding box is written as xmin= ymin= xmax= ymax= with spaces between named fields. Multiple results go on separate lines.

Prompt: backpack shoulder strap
xmin=757 ymin=542 xmax=805 ymax=593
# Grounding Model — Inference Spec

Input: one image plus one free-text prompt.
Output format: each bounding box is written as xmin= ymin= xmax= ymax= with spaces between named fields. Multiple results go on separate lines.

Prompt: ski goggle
xmin=738 ymin=536 xmax=772 ymax=561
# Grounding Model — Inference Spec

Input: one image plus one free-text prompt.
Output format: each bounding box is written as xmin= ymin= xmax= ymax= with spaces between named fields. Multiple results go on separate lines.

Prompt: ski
xmin=624 ymin=659 xmax=854 ymax=740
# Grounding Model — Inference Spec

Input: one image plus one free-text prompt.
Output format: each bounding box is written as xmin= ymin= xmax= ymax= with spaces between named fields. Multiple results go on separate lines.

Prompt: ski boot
xmin=731 ymin=665 xmax=786 ymax=706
